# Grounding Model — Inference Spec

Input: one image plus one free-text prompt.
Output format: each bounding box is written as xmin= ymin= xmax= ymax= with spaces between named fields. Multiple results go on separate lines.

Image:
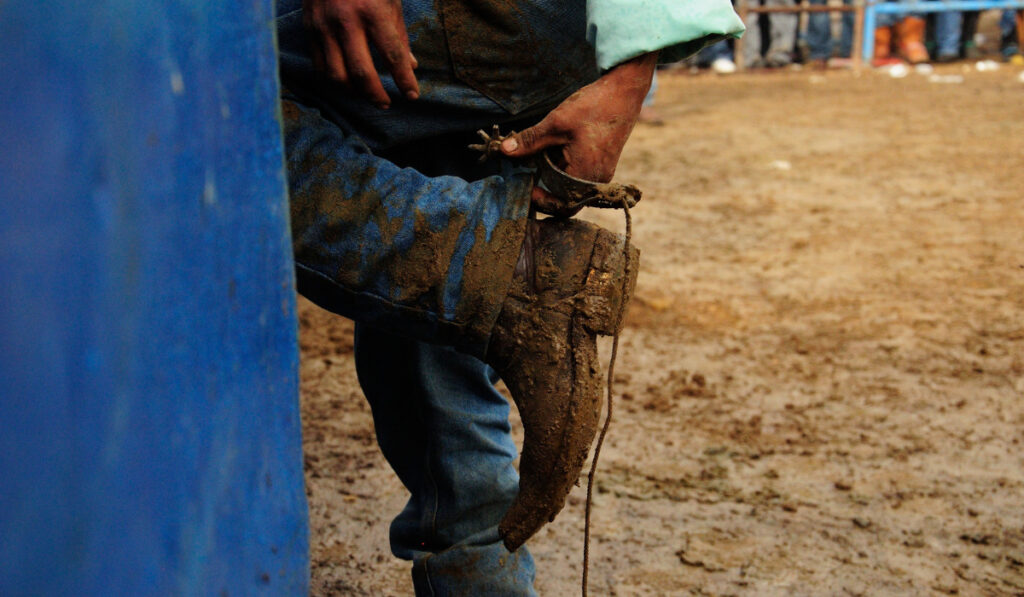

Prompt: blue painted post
xmin=863 ymin=1 xmax=878 ymax=63
xmin=0 ymin=1 xmax=309 ymax=595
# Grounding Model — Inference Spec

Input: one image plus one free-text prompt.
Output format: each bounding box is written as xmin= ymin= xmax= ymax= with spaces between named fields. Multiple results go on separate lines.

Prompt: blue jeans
xmin=276 ymin=1 xmax=601 ymax=594
xmin=934 ymin=9 xmax=963 ymax=57
xmin=643 ymin=73 xmax=657 ymax=107
xmin=697 ymin=39 xmax=733 ymax=64
xmin=807 ymin=0 xmax=854 ymax=59
xmin=1002 ymin=9 xmax=1021 ymax=55
xmin=356 ymin=327 xmax=537 ymax=595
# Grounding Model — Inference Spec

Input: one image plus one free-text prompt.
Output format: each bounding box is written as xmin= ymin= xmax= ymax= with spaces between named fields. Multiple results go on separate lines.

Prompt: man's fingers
xmin=500 ymin=117 xmax=567 ymax=157
xmin=303 ymin=5 xmax=328 ymax=74
xmin=321 ymin=35 xmax=349 ymax=87
xmin=390 ymin=13 xmax=421 ymax=99
xmin=302 ymin=0 xmax=419 ymax=107
xmin=366 ymin=14 xmax=419 ymax=100
xmin=338 ymin=25 xmax=392 ymax=109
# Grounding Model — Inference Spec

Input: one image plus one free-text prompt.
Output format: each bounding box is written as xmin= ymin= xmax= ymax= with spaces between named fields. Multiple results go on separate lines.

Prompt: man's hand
xmin=500 ymin=52 xmax=658 ymax=210
xmin=303 ymin=0 xmax=419 ymax=109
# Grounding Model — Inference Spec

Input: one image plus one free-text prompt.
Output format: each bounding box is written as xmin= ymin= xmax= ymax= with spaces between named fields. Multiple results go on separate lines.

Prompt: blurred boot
xmin=897 ymin=17 xmax=930 ymax=64
xmin=872 ymin=26 xmax=899 ymax=66
xmin=1017 ymin=11 xmax=1024 ymax=49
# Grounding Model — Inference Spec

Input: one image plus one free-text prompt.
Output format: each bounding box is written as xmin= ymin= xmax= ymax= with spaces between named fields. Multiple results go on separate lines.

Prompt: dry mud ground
xmin=299 ymin=65 xmax=1024 ymax=595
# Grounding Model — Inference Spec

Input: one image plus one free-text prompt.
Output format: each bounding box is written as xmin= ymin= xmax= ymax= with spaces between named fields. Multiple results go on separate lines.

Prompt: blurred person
xmin=806 ymin=0 xmax=854 ymax=68
xmin=932 ymin=7 xmax=964 ymax=62
xmin=699 ymin=38 xmax=739 ymax=72
xmin=874 ymin=7 xmax=929 ymax=65
xmin=743 ymin=0 xmax=799 ymax=67
xmin=1001 ymin=9 xmax=1024 ymax=62
xmin=958 ymin=10 xmax=982 ymax=59
xmin=884 ymin=0 xmax=969 ymax=64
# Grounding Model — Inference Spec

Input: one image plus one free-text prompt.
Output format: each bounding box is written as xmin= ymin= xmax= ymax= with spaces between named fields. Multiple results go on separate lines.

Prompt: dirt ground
xmin=298 ymin=59 xmax=1024 ymax=595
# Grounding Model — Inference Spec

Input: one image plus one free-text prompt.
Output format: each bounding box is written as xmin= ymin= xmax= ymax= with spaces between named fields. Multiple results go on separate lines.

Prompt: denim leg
xmin=1000 ymin=9 xmax=1017 ymax=39
xmin=642 ymin=73 xmax=657 ymax=108
xmin=934 ymin=9 xmax=963 ymax=57
xmin=877 ymin=3 xmax=900 ymax=29
xmin=743 ymin=0 xmax=764 ymax=64
xmin=698 ymin=39 xmax=733 ymax=64
xmin=807 ymin=0 xmax=833 ymax=60
xmin=766 ymin=1 xmax=799 ymax=63
xmin=809 ymin=0 xmax=854 ymax=59
xmin=839 ymin=4 xmax=855 ymax=57
xmin=354 ymin=324 xmax=537 ymax=597
xmin=1001 ymin=10 xmax=1021 ymax=55
xmin=281 ymin=96 xmax=533 ymax=358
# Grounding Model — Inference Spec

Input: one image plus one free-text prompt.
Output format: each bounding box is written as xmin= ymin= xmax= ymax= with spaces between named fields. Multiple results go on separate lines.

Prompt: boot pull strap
xmin=582 ymin=198 xmax=631 ymax=597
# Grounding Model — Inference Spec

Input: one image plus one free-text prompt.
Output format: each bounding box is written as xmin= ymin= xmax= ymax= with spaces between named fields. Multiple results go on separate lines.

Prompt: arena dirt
xmin=299 ymin=64 xmax=1024 ymax=595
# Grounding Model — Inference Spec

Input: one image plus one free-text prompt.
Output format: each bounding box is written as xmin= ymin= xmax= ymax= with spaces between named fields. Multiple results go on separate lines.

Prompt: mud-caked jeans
xmin=281 ymin=98 xmax=539 ymax=595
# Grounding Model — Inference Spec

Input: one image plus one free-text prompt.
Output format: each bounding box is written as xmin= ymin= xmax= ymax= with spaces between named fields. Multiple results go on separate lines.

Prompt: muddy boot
xmin=896 ymin=17 xmax=930 ymax=64
xmin=485 ymin=217 xmax=639 ymax=552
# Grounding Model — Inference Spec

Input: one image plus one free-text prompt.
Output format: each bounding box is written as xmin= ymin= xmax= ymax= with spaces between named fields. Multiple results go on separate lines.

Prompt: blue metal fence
xmin=862 ymin=1 xmax=1024 ymax=61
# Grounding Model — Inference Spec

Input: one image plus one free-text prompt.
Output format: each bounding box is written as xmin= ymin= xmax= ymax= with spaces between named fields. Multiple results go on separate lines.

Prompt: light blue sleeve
xmin=587 ymin=0 xmax=746 ymax=70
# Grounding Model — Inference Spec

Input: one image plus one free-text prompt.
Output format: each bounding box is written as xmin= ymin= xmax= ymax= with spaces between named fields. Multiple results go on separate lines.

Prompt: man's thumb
xmin=500 ymin=120 xmax=556 ymax=157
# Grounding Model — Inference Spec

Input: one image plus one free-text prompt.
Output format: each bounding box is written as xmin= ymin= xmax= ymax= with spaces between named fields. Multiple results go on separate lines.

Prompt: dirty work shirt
xmin=277 ymin=0 xmax=741 ymax=356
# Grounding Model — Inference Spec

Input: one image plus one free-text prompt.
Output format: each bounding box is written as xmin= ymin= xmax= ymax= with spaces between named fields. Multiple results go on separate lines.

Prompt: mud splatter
xmin=282 ymin=96 xmax=533 ymax=354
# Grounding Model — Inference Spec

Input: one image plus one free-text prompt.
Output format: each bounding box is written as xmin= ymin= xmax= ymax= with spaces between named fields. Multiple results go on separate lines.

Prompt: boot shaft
xmin=896 ymin=16 xmax=929 ymax=63
xmin=508 ymin=217 xmax=638 ymax=335
xmin=874 ymin=25 xmax=892 ymax=60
